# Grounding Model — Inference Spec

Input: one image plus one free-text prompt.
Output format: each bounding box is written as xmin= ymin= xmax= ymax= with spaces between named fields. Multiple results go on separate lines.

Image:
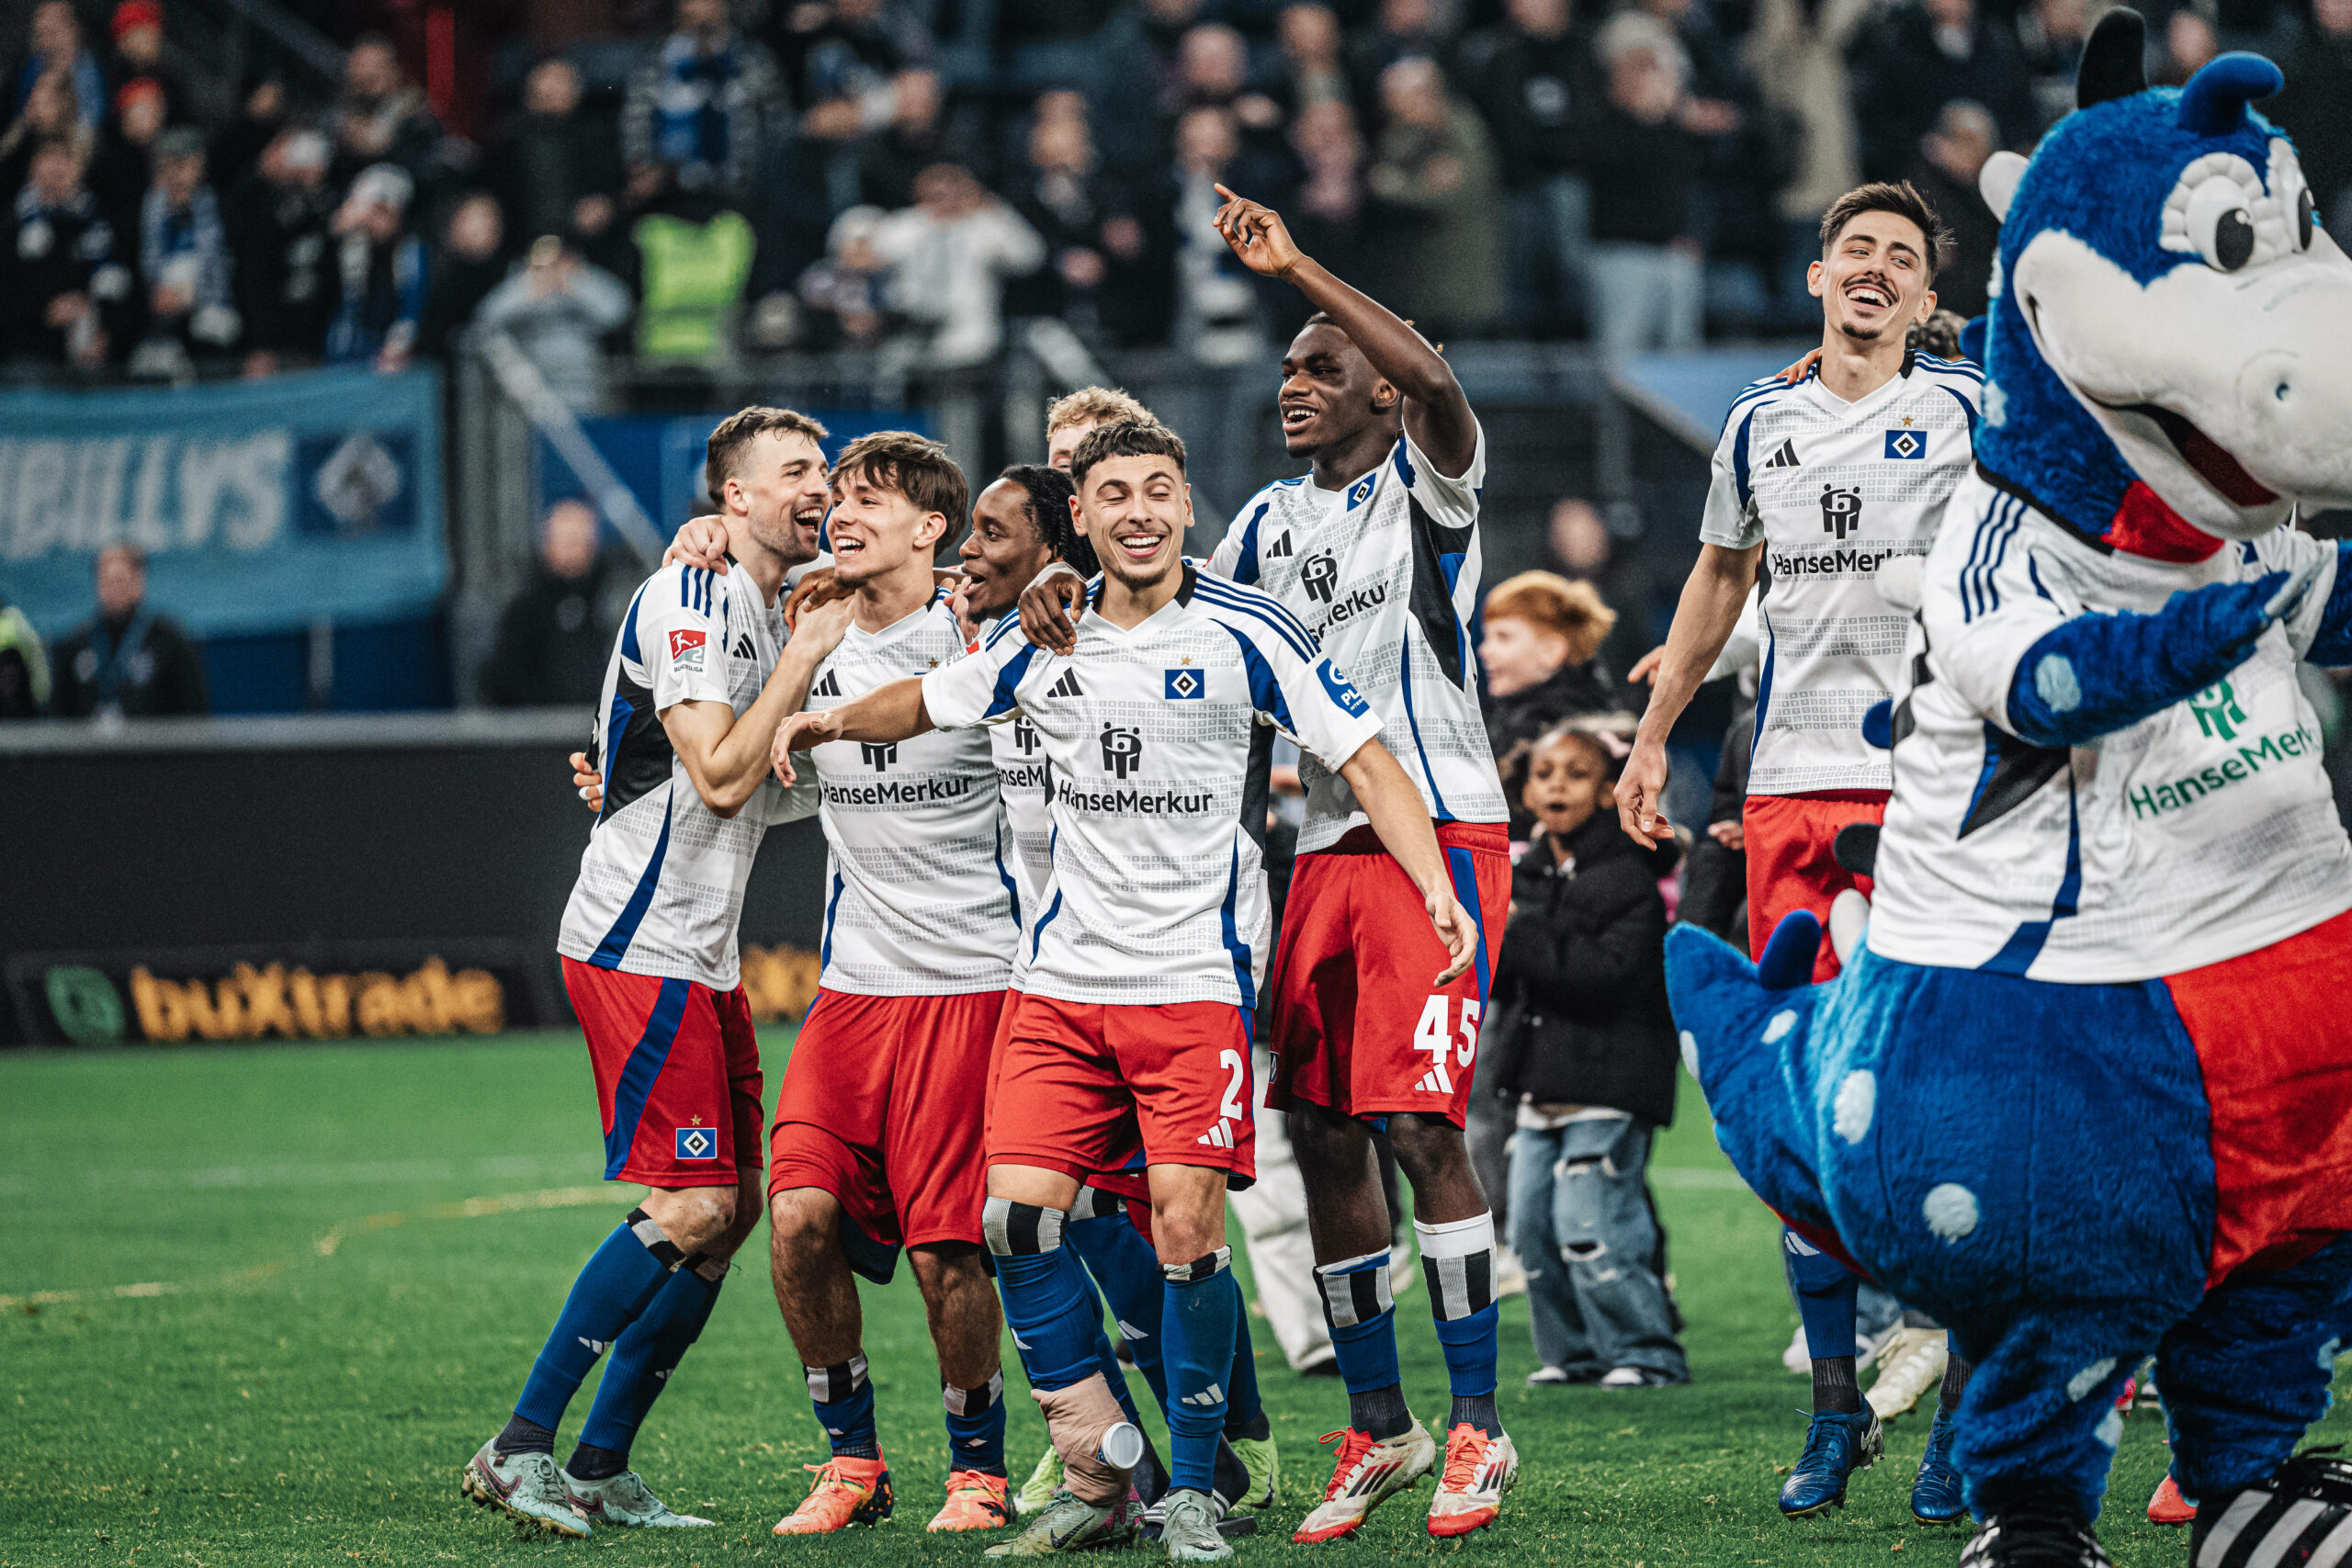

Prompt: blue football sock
xmin=984 ymin=1198 xmax=1099 ymax=1391
xmin=1316 ymin=1248 xmax=1408 ymax=1438
xmin=1069 ymin=1204 xmax=1170 ymax=1411
xmin=514 ymin=1209 xmax=684 ymax=1433
xmin=808 ymin=1353 xmax=880 ymax=1459
xmin=1419 ymin=1213 xmax=1503 ymax=1435
xmin=1092 ymin=1332 xmax=1146 ymax=1427
xmin=574 ymin=1251 xmax=728 ymax=1461
xmin=1784 ymin=1228 xmax=1860 ymax=1359
xmin=1225 ymin=1306 xmax=1268 ymax=1441
xmin=1163 ymin=1248 xmax=1240 ymax=1495
xmin=944 ymin=1371 xmax=1008 ymax=1476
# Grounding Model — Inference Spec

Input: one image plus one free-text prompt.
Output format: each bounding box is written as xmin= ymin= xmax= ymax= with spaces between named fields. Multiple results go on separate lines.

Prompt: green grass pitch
xmin=5 ymin=1033 xmax=2341 ymax=1566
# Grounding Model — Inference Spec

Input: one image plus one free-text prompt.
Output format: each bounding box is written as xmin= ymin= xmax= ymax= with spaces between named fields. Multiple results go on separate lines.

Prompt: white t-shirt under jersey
xmin=1700 ymin=354 xmax=1984 ymax=795
xmin=559 ymin=559 xmax=819 ymax=990
xmin=921 ymin=566 xmax=1385 ymax=1010
xmin=1209 ymin=425 xmax=1507 ymax=852
xmin=803 ymin=595 xmax=1016 ymax=996
xmin=1866 ymin=469 xmax=2351 ymax=980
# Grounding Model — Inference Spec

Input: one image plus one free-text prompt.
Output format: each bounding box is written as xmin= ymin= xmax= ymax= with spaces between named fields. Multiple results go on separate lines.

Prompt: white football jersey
xmin=921 ymin=566 xmax=1385 ymax=1009
xmin=1209 ymin=425 xmax=1507 ymax=852
xmin=1700 ymin=355 xmax=1983 ymax=795
xmin=559 ymin=559 xmax=819 ymax=989
xmin=989 ymin=688 xmax=1056 ymax=987
xmin=1867 ymin=470 xmax=2351 ymax=981
xmin=804 ymin=595 xmax=1016 ymax=997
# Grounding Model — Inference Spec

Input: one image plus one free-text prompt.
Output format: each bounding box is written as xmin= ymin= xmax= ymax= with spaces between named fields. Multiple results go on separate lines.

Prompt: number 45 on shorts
xmin=1411 ymin=998 xmax=1480 ymax=1095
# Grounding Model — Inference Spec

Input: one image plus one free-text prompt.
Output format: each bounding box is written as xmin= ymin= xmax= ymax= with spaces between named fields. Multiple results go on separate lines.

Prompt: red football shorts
xmin=1742 ymin=790 xmax=1891 ymax=982
xmin=988 ymin=993 xmax=1257 ymax=1190
xmin=563 ymin=957 xmax=762 ymax=1189
xmin=1265 ymin=820 xmax=1511 ymax=1127
xmin=769 ymin=987 xmax=1001 ymax=1258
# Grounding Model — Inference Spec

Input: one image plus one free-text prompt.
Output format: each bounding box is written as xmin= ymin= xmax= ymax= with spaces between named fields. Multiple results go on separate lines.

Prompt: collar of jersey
xmin=1080 ymin=562 xmax=1198 ymax=637
xmin=1804 ymin=359 xmax=1914 ymax=419
xmin=843 ymin=598 xmax=939 ymax=645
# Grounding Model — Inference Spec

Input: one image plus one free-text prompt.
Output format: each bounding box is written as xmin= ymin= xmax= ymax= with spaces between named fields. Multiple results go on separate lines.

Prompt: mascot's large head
xmin=1975 ymin=10 xmax=2352 ymax=549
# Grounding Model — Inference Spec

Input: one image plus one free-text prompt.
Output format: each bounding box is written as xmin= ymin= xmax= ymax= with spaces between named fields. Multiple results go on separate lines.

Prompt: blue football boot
xmin=1911 ymin=1407 xmax=1966 ymax=1525
xmin=1780 ymin=1408 xmax=1883 ymax=1517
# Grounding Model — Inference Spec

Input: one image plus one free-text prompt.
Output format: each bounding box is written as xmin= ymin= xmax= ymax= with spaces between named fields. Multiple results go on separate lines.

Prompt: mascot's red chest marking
xmin=2108 ymin=481 xmax=2226 ymax=563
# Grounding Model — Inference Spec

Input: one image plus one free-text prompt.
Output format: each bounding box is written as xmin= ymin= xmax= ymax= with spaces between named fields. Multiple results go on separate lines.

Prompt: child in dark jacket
xmin=1486 ymin=723 xmax=1689 ymax=1386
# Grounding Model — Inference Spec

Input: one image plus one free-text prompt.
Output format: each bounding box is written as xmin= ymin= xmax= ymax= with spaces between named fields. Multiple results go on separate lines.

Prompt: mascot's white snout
xmin=2014 ymin=221 xmax=2352 ymax=539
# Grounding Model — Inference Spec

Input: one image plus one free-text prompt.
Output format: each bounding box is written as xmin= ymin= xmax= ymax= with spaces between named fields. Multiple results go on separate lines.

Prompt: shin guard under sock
xmin=984 ymin=1198 xmax=1099 ymax=1391
xmin=808 ymin=1354 xmax=880 ymax=1459
xmin=1163 ymin=1248 xmax=1241 ymax=1495
xmin=576 ymin=1251 xmax=728 ymax=1463
xmin=514 ymin=1209 xmax=684 ymax=1434
xmin=1419 ymin=1213 xmax=1503 ymax=1436
xmin=1316 ymin=1248 xmax=1409 ymax=1439
xmin=944 ymin=1371 xmax=1008 ymax=1476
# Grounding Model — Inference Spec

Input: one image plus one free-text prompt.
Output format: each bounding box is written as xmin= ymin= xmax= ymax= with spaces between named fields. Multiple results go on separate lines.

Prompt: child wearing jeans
xmin=1486 ymin=722 xmax=1688 ymax=1387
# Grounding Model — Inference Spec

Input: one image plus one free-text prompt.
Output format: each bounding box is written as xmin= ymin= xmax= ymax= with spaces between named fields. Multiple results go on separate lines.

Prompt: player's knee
xmin=645 ymin=1185 xmax=735 ymax=1253
xmin=1286 ymin=1103 xmax=1363 ymax=1170
xmin=908 ymin=1241 xmax=989 ymax=1299
xmin=1149 ymin=1201 xmax=1227 ymax=1267
xmin=767 ymin=1187 xmax=839 ymax=1258
xmin=1385 ymin=1112 xmax=1469 ymax=1182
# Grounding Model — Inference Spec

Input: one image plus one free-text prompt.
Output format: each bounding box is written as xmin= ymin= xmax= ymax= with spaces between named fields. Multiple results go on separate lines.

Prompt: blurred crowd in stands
xmin=1 ymin=0 xmax=2343 ymax=387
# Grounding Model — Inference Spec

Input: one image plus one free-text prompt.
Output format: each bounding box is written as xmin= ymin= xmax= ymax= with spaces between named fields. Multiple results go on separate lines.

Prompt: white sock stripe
xmin=692 ymin=1253 xmax=730 ymax=1283
xmin=1316 ymin=1255 xmax=1395 ymax=1328
xmin=1163 ymin=1246 xmax=1233 ymax=1284
xmin=1414 ymin=1212 xmax=1498 ymax=1258
xmin=942 ymin=1370 xmax=1005 ymax=1416
xmin=983 ymin=1196 xmax=1066 ymax=1256
xmin=805 ymin=1354 xmax=871 ymax=1404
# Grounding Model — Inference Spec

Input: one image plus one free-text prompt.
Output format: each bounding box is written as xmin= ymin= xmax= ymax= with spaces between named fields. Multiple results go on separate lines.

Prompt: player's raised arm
xmin=1337 ymin=737 xmax=1476 ymax=986
xmin=770 ymin=674 xmax=936 ymax=785
xmin=665 ymin=596 xmax=854 ymax=815
xmin=1212 ymin=183 xmax=1476 ymax=478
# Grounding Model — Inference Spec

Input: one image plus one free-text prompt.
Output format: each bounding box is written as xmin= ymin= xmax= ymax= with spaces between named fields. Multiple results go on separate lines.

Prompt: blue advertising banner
xmin=0 ymin=367 xmax=447 ymax=639
xmin=537 ymin=408 xmax=932 ymax=536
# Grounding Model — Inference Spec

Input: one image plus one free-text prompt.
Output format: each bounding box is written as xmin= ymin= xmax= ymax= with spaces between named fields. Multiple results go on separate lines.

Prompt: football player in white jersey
xmin=465 ymin=408 xmax=853 ymax=1539
xmin=1021 ymin=193 xmax=1522 ymax=1543
xmin=1611 ymin=182 xmax=1981 ymax=1524
xmin=759 ymin=433 xmax=1028 ymax=1539
xmin=777 ymin=420 xmax=1477 ymax=1562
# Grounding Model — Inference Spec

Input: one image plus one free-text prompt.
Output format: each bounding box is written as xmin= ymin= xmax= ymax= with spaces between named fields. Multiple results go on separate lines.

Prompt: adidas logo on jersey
xmin=1047 ymin=670 xmax=1084 ymax=698
xmin=1195 ymin=1119 xmax=1236 ymax=1149
xmin=1764 ymin=439 xmax=1801 ymax=468
xmin=1265 ymin=531 xmax=1295 ymax=558
xmin=731 ymin=633 xmax=756 ymax=660
xmin=811 ymin=670 xmax=842 ymax=697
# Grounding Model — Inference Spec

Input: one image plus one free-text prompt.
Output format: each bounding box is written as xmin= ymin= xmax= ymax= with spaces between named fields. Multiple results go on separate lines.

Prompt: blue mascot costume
xmin=1666 ymin=12 xmax=2352 ymax=1565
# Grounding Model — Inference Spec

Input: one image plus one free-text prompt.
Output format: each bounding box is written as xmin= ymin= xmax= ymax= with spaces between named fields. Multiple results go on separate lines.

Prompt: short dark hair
xmin=1818 ymin=180 xmax=1953 ymax=282
xmin=1301 ymin=310 xmax=1443 ymax=355
xmin=832 ymin=430 xmax=971 ymax=527
xmin=705 ymin=406 xmax=829 ymax=499
xmin=1069 ymin=419 xmax=1188 ymax=490
xmin=997 ymin=463 xmax=1098 ymax=576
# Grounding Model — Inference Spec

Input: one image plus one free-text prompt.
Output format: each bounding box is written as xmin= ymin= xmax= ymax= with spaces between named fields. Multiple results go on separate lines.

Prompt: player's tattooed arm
xmin=662 ymin=597 xmax=857 ymax=816
xmin=1211 ymin=182 xmax=1476 ymax=478
xmin=1335 ymin=737 xmax=1477 ymax=987
xmin=770 ymin=674 xmax=936 ymax=785
xmin=1617 ymin=541 xmax=1759 ymax=847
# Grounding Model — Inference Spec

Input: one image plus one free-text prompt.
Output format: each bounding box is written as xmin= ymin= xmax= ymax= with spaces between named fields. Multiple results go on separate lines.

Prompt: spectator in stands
xmin=3 ymin=136 xmax=128 ymax=368
xmin=0 ymin=593 xmax=51 ymax=717
xmin=228 ymin=125 xmax=336 ymax=376
xmin=14 ymin=3 xmax=101 ymax=135
xmin=1634 ymin=0 xmax=1780 ymax=333
xmin=872 ymin=161 xmax=1044 ymax=367
xmin=1280 ymin=4 xmax=1351 ymax=112
xmin=130 ymin=125 xmax=236 ymax=378
xmin=1348 ymin=0 xmax=1450 ymax=111
xmin=417 ymin=192 xmax=508 ymax=361
xmin=1907 ymin=99 xmax=1997 ymax=317
xmin=1583 ymin=14 xmax=1705 ymax=353
xmin=334 ymin=35 xmax=446 ymax=196
xmin=324 ymin=162 xmax=426 ymax=372
xmin=2018 ymin=0 xmax=2092 ymax=132
xmin=210 ymin=73 xmax=286 ymax=192
xmin=624 ymin=0 xmax=786 ymax=201
xmin=0 ymin=68 xmax=84 ymax=200
xmin=1550 ymin=497 xmax=1670 ymax=705
xmin=1004 ymin=94 xmax=1111 ymax=322
xmin=1456 ymin=0 xmax=1600 ymax=336
xmin=777 ymin=0 xmax=932 ymax=135
xmin=2157 ymin=7 xmax=2221 ymax=85
xmin=1366 ymin=56 xmax=1502 ymax=335
xmin=1744 ymin=0 xmax=1872 ymax=326
xmin=488 ymin=59 xmax=623 ymax=257
xmin=628 ymin=169 xmax=756 ymax=365
xmin=2271 ymin=0 xmax=2352 ymax=235
xmin=108 ymin=2 xmax=189 ymax=130
xmin=1279 ymin=97 xmax=1366 ymax=332
xmin=481 ymin=499 xmax=617 ymax=710
xmin=1479 ymin=569 xmax=1621 ymax=786
xmin=89 ymin=75 xmax=166 ymax=235
xmin=796 ymin=203 xmax=893 ymax=347
xmin=477 ymin=235 xmax=633 ymax=411
xmin=51 ymin=544 xmax=209 ymax=719
xmin=1852 ymin=0 xmax=2036 ymax=180
xmin=855 ymin=66 xmax=951 ymax=212
xmin=1169 ymin=105 xmax=1262 ymax=365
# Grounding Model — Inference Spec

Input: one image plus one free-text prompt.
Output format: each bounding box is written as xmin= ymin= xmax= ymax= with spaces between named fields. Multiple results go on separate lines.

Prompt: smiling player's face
xmin=828 ymin=469 xmax=944 ymax=588
xmin=1078 ymin=455 xmax=1190 ymax=592
xmin=1812 ymin=212 xmax=1937 ymax=345
xmin=729 ymin=431 xmax=831 ymax=566
xmin=959 ymin=479 xmax=1054 ymax=618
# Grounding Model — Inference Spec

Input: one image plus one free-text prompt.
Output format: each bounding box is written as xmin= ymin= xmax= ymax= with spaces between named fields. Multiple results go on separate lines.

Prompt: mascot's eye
xmin=2182 ymin=175 xmax=2260 ymax=271
xmin=2298 ymin=187 xmax=2315 ymax=251
xmin=2213 ymin=209 xmax=2254 ymax=269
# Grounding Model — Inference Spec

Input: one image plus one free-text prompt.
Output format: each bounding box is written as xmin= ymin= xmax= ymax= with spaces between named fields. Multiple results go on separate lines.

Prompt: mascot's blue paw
xmin=1912 ymin=1408 xmax=1968 ymax=1525
xmin=1781 ymin=1409 xmax=1884 ymax=1517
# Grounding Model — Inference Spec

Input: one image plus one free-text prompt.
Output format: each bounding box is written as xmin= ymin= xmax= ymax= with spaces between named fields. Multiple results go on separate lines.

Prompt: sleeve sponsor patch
xmin=668 ymin=627 xmax=708 ymax=671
